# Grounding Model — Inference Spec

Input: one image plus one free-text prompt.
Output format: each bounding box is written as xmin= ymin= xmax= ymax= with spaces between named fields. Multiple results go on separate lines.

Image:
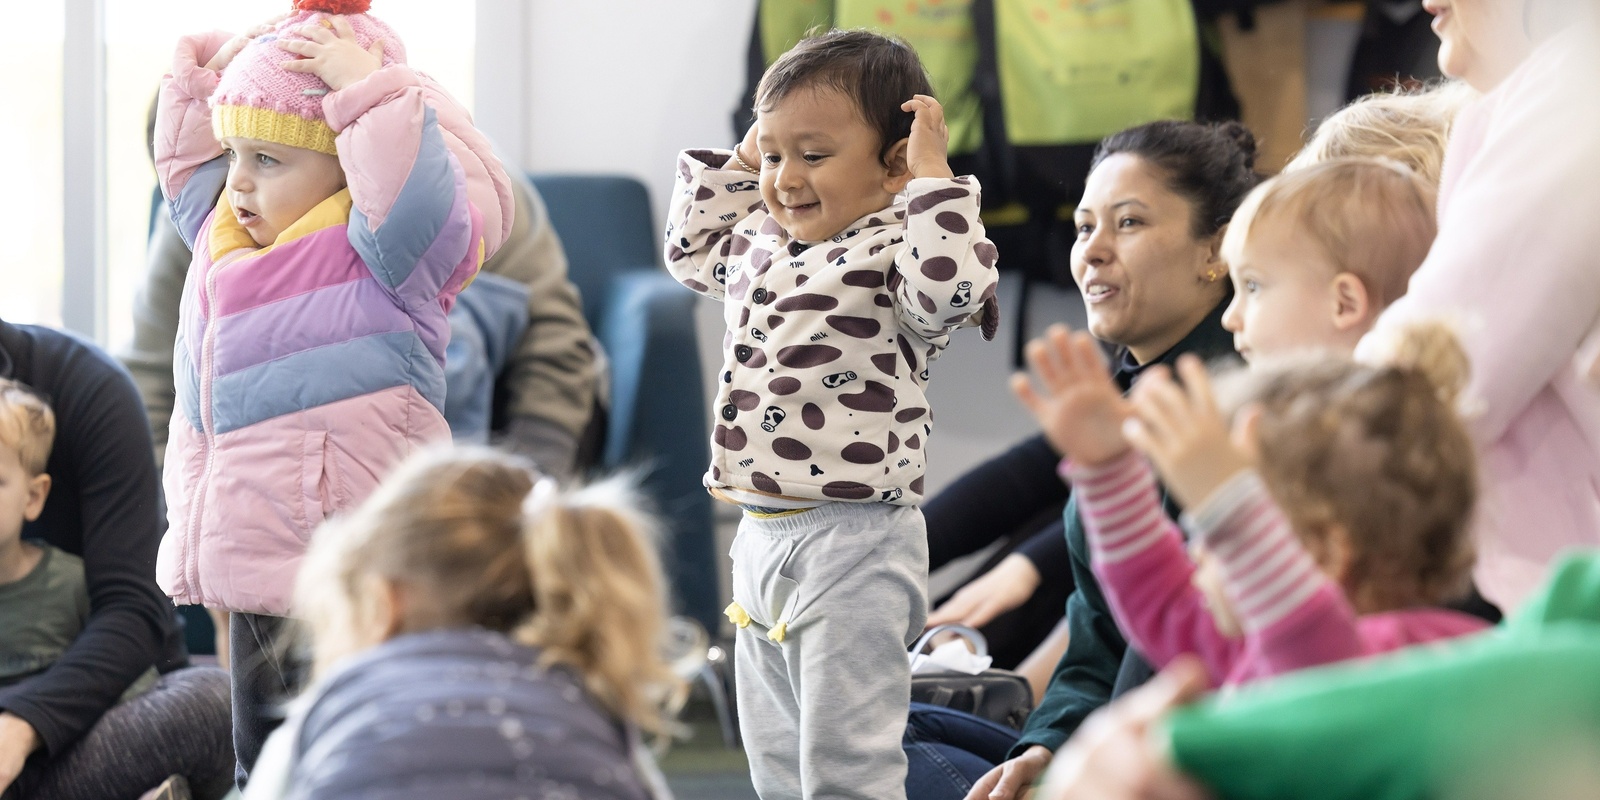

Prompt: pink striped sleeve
xmin=1066 ymin=451 xmax=1247 ymax=687
xmin=1186 ymin=471 xmax=1365 ymax=677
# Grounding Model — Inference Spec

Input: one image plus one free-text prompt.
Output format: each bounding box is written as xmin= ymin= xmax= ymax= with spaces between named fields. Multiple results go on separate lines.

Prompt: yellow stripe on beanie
xmin=213 ymin=104 xmax=339 ymax=156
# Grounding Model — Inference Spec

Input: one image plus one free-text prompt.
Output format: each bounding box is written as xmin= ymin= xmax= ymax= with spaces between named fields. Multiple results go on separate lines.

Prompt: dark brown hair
xmin=1093 ymin=120 xmax=1262 ymax=239
xmin=755 ymin=29 xmax=934 ymax=164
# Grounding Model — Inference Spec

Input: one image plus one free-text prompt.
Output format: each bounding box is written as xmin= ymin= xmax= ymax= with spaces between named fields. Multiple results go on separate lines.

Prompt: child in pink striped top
xmin=1013 ymin=323 xmax=1489 ymax=689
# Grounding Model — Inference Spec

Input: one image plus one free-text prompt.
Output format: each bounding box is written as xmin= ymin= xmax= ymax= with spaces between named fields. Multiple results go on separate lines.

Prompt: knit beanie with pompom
xmin=211 ymin=0 xmax=407 ymax=156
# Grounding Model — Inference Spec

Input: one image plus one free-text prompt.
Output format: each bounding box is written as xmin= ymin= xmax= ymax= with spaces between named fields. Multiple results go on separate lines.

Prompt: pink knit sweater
xmin=1068 ymin=451 xmax=1489 ymax=689
xmin=1354 ymin=29 xmax=1600 ymax=612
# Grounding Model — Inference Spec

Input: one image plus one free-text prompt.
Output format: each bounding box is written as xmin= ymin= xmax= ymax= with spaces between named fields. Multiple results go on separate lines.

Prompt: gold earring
xmin=1205 ymin=268 xmax=1221 ymax=282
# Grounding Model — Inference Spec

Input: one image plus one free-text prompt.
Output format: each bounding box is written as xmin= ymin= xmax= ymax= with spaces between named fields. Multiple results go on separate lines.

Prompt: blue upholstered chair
xmin=529 ymin=174 xmax=719 ymax=634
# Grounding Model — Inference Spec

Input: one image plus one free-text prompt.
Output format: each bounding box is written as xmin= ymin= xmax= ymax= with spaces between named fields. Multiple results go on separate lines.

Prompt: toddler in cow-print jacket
xmin=664 ymin=29 xmax=1000 ymax=800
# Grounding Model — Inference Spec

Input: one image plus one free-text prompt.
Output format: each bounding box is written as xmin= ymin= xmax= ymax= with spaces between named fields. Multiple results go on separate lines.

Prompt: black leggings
xmin=925 ymin=435 xmax=1074 ymax=669
xmin=230 ymin=612 xmax=306 ymax=789
xmin=7 ymin=667 xmax=234 ymax=800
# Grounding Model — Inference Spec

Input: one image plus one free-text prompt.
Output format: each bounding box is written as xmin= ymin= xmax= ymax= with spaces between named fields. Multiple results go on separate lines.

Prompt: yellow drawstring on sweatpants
xmin=725 ymin=601 xmax=790 ymax=643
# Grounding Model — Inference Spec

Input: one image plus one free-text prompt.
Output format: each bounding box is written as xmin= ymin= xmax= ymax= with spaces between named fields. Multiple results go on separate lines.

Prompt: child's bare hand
xmin=202 ymin=17 xmax=284 ymax=72
xmin=1012 ymin=325 xmax=1132 ymax=466
xmin=735 ymin=121 xmax=762 ymax=173
xmin=278 ymin=16 xmax=384 ymax=92
xmin=900 ymin=94 xmax=954 ymax=180
xmin=1124 ymin=355 xmax=1252 ymax=510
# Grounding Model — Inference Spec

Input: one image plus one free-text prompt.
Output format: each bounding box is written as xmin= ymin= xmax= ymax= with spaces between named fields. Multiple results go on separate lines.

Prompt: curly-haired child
xmin=1014 ymin=321 xmax=1490 ymax=688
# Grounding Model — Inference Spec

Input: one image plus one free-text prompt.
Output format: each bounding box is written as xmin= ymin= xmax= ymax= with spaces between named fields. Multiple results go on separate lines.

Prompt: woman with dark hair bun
xmin=906 ymin=119 xmax=1259 ymax=800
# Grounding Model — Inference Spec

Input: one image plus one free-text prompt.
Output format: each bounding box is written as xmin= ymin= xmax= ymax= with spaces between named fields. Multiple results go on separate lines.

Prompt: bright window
xmin=100 ymin=2 xmax=476 ymax=347
xmin=2 ymin=4 xmax=65 ymax=327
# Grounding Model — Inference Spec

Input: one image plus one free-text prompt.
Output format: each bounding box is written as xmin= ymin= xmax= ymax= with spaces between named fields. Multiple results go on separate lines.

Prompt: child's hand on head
xmin=1011 ymin=325 xmax=1132 ymax=466
xmin=1123 ymin=355 xmax=1254 ymax=510
xmin=900 ymin=95 xmax=955 ymax=180
xmin=278 ymin=16 xmax=384 ymax=92
xmin=202 ymin=16 xmax=286 ymax=73
xmin=735 ymin=120 xmax=762 ymax=174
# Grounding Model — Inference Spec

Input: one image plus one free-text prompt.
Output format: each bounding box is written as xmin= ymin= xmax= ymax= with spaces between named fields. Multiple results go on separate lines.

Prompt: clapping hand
xmin=1123 ymin=355 xmax=1255 ymax=511
xmin=1012 ymin=324 xmax=1133 ymax=467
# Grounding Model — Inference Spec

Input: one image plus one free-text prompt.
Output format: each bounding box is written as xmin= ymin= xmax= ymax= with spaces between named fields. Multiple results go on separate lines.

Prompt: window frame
xmin=57 ymin=0 xmax=526 ymax=342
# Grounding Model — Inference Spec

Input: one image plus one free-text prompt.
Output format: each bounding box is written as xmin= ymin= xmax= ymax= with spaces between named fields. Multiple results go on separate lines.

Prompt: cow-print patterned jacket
xmin=665 ymin=148 xmax=1001 ymax=507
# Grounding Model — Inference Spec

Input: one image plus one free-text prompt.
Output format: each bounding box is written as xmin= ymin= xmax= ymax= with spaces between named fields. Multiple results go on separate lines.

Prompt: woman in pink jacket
xmin=1356 ymin=0 xmax=1600 ymax=612
xmin=152 ymin=0 xmax=512 ymax=785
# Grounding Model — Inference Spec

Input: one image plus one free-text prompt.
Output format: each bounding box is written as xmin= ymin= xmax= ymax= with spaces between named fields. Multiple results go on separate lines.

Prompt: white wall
xmin=522 ymin=1 xmax=757 ymax=229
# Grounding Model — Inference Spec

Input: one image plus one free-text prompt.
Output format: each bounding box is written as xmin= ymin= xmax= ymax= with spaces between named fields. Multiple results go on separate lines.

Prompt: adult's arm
xmin=117 ymin=215 xmax=192 ymax=468
xmin=1355 ymin=53 xmax=1600 ymax=446
xmin=924 ymin=433 xmax=1070 ymax=569
xmin=485 ymin=176 xmax=598 ymax=475
xmin=1009 ymin=496 xmax=1128 ymax=757
xmin=2 ymin=332 xmax=169 ymax=755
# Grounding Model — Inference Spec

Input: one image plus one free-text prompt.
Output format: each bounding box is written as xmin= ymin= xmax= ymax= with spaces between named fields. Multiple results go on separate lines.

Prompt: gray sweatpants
xmin=730 ymin=502 xmax=929 ymax=800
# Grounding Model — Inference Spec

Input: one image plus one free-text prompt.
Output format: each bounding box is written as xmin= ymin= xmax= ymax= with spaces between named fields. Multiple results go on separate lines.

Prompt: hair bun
xmin=1379 ymin=320 xmax=1471 ymax=407
xmin=1217 ymin=121 xmax=1259 ymax=172
xmin=293 ymin=0 xmax=372 ymax=13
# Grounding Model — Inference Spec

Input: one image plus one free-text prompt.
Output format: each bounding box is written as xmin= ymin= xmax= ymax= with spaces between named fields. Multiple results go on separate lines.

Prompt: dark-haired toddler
xmin=664 ymin=29 xmax=1001 ymax=800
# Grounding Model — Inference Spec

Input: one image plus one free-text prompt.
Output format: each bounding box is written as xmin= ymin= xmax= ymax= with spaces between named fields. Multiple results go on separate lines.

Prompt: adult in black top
xmin=947 ymin=120 xmax=1261 ymax=800
xmin=0 ymin=319 xmax=232 ymax=798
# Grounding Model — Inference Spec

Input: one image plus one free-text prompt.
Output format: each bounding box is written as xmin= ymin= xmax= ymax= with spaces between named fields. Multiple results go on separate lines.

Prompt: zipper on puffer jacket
xmin=185 ymin=247 xmax=245 ymax=601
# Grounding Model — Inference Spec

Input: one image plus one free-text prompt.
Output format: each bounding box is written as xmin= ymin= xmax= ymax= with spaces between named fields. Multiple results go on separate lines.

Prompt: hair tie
xmin=522 ymin=477 xmax=559 ymax=523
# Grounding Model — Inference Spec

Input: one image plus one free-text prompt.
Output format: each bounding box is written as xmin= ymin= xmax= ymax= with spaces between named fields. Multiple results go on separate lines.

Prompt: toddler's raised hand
xmin=1011 ymin=325 xmax=1131 ymax=466
xmin=278 ymin=16 xmax=384 ymax=92
xmin=1123 ymin=355 xmax=1253 ymax=510
xmin=900 ymin=95 xmax=955 ymax=180
xmin=201 ymin=17 xmax=285 ymax=73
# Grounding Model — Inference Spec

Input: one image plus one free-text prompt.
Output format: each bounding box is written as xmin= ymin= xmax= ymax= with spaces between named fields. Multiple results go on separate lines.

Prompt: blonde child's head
xmin=209 ymin=1 xmax=407 ymax=246
xmin=1219 ymin=322 xmax=1477 ymax=613
xmin=1221 ymin=158 xmax=1437 ymax=362
xmin=0 ymin=379 xmax=55 ymax=545
xmin=751 ymin=29 xmax=934 ymax=242
xmin=1287 ymin=81 xmax=1475 ymax=188
xmin=296 ymin=446 xmax=681 ymax=735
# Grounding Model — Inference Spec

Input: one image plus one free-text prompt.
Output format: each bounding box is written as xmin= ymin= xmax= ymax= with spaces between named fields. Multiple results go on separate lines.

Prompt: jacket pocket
xmin=298 ymin=430 xmax=341 ymax=541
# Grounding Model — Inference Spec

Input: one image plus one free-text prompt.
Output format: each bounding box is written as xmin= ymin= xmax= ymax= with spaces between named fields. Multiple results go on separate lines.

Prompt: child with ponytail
xmin=243 ymin=446 xmax=679 ymax=799
xmin=1013 ymin=321 xmax=1490 ymax=688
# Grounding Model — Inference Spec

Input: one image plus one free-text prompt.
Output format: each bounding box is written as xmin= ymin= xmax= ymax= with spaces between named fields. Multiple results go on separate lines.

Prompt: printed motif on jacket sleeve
xmin=665 ymin=153 xmax=1000 ymax=506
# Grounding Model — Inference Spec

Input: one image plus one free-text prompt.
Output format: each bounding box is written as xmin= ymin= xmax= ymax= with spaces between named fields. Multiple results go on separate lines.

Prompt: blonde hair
xmin=1218 ymin=322 xmax=1478 ymax=612
xmin=0 ymin=379 xmax=54 ymax=476
xmin=296 ymin=446 xmax=681 ymax=736
xmin=1288 ymin=81 xmax=1476 ymax=187
xmin=1222 ymin=158 xmax=1437 ymax=310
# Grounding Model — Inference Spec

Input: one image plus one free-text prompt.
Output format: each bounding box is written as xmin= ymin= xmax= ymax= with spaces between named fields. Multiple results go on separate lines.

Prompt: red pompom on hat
xmin=292 ymin=0 xmax=373 ymax=13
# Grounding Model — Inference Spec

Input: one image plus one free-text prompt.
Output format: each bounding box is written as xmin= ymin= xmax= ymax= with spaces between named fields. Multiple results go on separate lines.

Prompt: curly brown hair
xmin=1217 ymin=322 xmax=1478 ymax=611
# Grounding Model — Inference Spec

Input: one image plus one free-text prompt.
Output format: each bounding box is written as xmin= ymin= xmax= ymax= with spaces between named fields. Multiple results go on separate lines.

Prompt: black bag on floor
xmin=909 ymin=624 xmax=1033 ymax=731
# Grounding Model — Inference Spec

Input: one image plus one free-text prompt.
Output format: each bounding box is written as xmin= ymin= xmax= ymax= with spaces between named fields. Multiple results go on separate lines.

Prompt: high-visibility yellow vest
xmin=994 ymin=0 xmax=1199 ymax=145
xmin=755 ymin=0 xmax=984 ymax=157
xmin=755 ymin=0 xmax=1200 ymax=151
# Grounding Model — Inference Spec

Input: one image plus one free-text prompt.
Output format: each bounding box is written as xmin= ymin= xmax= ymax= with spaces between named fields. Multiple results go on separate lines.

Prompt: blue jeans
xmin=903 ymin=703 xmax=1021 ymax=800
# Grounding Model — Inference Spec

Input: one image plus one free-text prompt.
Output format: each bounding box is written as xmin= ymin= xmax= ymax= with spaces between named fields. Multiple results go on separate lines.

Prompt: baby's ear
xmin=1330 ymin=272 xmax=1373 ymax=332
xmin=882 ymin=138 xmax=913 ymax=194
